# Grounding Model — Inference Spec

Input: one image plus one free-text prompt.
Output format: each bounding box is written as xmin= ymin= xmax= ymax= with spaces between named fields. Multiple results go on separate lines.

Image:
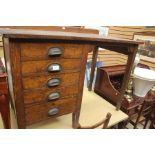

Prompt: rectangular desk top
xmin=0 ymin=28 xmax=142 ymax=45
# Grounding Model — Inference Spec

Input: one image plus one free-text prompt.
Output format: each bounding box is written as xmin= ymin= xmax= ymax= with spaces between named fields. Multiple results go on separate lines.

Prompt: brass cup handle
xmin=47 ymin=64 xmax=61 ymax=72
xmin=48 ymin=47 xmax=63 ymax=57
xmin=47 ymin=79 xmax=61 ymax=87
xmin=48 ymin=108 xmax=59 ymax=116
xmin=48 ymin=92 xmax=60 ymax=101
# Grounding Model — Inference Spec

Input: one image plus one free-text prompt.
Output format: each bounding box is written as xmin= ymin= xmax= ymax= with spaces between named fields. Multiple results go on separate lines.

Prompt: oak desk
xmin=0 ymin=28 xmax=141 ymax=128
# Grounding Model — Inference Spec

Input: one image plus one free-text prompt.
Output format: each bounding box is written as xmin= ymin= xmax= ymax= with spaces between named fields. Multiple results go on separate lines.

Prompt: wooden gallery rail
xmin=0 ymin=28 xmax=142 ymax=128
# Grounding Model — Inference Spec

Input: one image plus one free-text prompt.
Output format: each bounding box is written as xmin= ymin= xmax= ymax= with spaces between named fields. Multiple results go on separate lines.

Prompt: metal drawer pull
xmin=48 ymin=108 xmax=59 ymax=116
xmin=47 ymin=78 xmax=60 ymax=87
xmin=48 ymin=47 xmax=63 ymax=57
xmin=48 ymin=92 xmax=60 ymax=101
xmin=47 ymin=64 xmax=61 ymax=72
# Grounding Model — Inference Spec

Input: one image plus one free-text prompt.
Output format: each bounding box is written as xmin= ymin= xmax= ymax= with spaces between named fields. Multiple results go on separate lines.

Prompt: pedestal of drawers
xmin=4 ymin=40 xmax=92 ymax=128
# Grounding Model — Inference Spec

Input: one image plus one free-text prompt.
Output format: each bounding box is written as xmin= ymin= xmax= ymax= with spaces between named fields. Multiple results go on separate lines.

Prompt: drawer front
xmin=24 ymin=84 xmax=78 ymax=105
xmin=25 ymin=97 xmax=77 ymax=125
xmin=22 ymin=72 xmax=79 ymax=90
xmin=22 ymin=59 xmax=81 ymax=75
xmin=20 ymin=43 xmax=83 ymax=61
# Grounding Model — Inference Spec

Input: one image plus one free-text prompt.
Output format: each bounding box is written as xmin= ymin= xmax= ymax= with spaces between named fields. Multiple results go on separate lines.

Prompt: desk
xmin=0 ymin=88 xmax=128 ymax=129
xmin=0 ymin=28 xmax=141 ymax=128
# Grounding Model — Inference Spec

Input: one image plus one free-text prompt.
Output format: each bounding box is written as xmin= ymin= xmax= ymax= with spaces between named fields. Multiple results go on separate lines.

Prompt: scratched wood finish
xmin=24 ymin=84 xmax=79 ymax=104
xmin=25 ymin=97 xmax=77 ymax=125
xmin=22 ymin=72 xmax=79 ymax=90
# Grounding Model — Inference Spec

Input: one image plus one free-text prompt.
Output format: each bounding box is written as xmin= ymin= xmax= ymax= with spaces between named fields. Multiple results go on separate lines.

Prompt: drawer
xmin=23 ymin=84 xmax=78 ymax=105
xmin=22 ymin=59 xmax=81 ymax=75
xmin=20 ymin=43 xmax=83 ymax=61
xmin=22 ymin=72 xmax=79 ymax=90
xmin=25 ymin=97 xmax=77 ymax=125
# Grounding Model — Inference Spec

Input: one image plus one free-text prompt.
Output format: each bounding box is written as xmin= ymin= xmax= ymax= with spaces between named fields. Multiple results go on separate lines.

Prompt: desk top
xmin=1 ymin=88 xmax=128 ymax=129
xmin=0 ymin=28 xmax=142 ymax=45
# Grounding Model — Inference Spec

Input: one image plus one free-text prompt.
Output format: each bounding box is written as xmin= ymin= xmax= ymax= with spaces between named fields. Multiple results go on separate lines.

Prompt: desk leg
xmin=116 ymin=46 xmax=138 ymax=110
xmin=0 ymin=94 xmax=11 ymax=129
xmin=88 ymin=46 xmax=99 ymax=91
xmin=72 ymin=112 xmax=79 ymax=129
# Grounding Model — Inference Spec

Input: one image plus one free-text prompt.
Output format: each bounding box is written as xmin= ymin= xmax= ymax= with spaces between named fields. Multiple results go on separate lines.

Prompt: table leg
xmin=116 ymin=46 xmax=138 ymax=110
xmin=0 ymin=94 xmax=11 ymax=129
xmin=72 ymin=112 xmax=80 ymax=129
xmin=88 ymin=46 xmax=99 ymax=91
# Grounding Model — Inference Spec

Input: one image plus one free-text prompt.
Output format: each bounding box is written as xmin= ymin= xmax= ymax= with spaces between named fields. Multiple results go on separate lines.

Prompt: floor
xmin=0 ymin=88 xmax=128 ymax=129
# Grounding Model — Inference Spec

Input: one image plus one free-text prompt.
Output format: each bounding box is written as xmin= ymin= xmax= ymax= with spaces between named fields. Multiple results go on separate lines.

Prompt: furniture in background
xmin=94 ymin=65 xmax=155 ymax=128
xmin=94 ymin=65 xmax=126 ymax=104
xmin=77 ymin=112 xmax=111 ymax=129
xmin=1 ymin=28 xmax=140 ymax=128
xmin=148 ymin=104 xmax=155 ymax=129
xmin=0 ymin=58 xmax=11 ymax=129
xmin=88 ymin=40 xmax=142 ymax=111
xmin=134 ymin=88 xmax=155 ymax=129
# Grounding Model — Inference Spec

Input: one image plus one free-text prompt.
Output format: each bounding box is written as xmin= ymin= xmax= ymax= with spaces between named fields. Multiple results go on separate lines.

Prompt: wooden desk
xmin=0 ymin=28 xmax=141 ymax=128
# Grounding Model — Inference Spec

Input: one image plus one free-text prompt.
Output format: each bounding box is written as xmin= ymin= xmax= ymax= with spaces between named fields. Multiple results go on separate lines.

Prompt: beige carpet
xmin=0 ymin=88 xmax=128 ymax=129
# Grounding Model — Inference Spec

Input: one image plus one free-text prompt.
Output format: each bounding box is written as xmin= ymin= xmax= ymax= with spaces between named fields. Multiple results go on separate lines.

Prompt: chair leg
xmin=143 ymin=118 xmax=149 ymax=129
xmin=0 ymin=95 xmax=11 ymax=129
xmin=134 ymin=103 xmax=145 ymax=129
xmin=77 ymin=113 xmax=112 ymax=129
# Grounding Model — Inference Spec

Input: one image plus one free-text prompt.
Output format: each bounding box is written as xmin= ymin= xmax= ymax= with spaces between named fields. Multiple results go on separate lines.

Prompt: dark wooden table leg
xmin=0 ymin=94 xmax=11 ymax=129
xmin=116 ymin=46 xmax=138 ymax=110
xmin=88 ymin=46 xmax=99 ymax=91
xmin=72 ymin=112 xmax=80 ymax=129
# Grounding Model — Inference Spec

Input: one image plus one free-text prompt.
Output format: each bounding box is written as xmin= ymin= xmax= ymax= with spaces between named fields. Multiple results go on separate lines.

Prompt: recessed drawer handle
xmin=47 ymin=78 xmax=60 ymax=87
xmin=48 ymin=108 xmax=59 ymax=116
xmin=48 ymin=92 xmax=60 ymax=101
xmin=48 ymin=47 xmax=63 ymax=57
xmin=47 ymin=64 xmax=61 ymax=72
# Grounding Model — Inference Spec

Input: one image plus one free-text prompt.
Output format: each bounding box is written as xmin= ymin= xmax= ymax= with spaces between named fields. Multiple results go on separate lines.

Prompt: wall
xmin=100 ymin=26 xmax=155 ymax=70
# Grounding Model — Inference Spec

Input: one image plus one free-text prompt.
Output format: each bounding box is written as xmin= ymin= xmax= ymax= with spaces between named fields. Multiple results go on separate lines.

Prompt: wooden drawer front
xmin=24 ymin=85 xmax=78 ymax=105
xmin=22 ymin=59 xmax=81 ymax=75
xmin=20 ymin=43 xmax=83 ymax=61
xmin=22 ymin=72 xmax=79 ymax=90
xmin=25 ymin=97 xmax=77 ymax=125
